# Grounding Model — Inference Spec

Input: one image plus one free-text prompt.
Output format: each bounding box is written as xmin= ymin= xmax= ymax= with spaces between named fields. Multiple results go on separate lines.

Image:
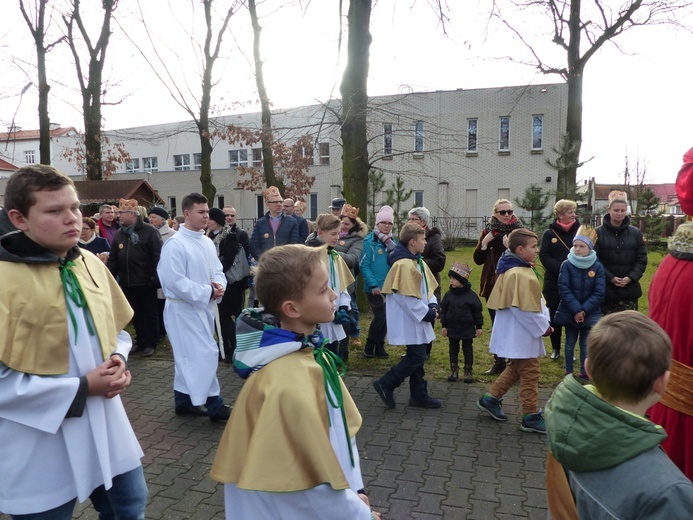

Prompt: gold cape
xmin=486 ymin=266 xmax=542 ymax=312
xmin=323 ymin=250 xmax=355 ymax=293
xmin=382 ymin=258 xmax=438 ymax=300
xmin=0 ymin=251 xmax=133 ymax=375
xmin=211 ymin=348 xmax=362 ymax=491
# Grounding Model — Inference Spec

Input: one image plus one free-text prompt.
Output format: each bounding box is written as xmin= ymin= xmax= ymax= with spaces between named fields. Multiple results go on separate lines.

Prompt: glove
xmin=422 ymin=307 xmax=437 ymax=323
xmin=428 ymin=302 xmax=439 ymax=312
xmin=333 ymin=306 xmax=350 ymax=325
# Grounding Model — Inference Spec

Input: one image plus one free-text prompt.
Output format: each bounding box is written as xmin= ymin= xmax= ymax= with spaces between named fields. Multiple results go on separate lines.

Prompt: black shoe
xmin=363 ymin=340 xmax=375 ymax=358
xmin=142 ymin=347 xmax=156 ymax=357
xmin=373 ymin=380 xmax=396 ymax=409
xmin=550 ymin=349 xmax=560 ymax=360
xmin=210 ymin=405 xmax=232 ymax=422
xmin=408 ymin=396 xmax=442 ymax=409
xmin=484 ymin=361 xmax=506 ymax=375
xmin=374 ymin=343 xmax=389 ymax=359
xmin=130 ymin=343 xmax=143 ymax=354
xmin=175 ymin=404 xmax=207 ymax=417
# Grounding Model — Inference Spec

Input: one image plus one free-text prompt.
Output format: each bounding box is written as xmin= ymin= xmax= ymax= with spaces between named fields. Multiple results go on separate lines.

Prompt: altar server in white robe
xmin=158 ymin=192 xmax=231 ymax=422
xmin=0 ymin=165 xmax=146 ymax=518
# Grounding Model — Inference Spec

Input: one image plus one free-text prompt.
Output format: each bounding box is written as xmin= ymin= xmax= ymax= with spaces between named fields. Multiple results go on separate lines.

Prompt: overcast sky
xmin=1 ymin=1 xmax=691 ymax=185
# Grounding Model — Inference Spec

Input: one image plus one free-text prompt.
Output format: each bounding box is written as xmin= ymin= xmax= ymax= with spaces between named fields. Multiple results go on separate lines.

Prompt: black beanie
xmin=148 ymin=206 xmax=169 ymax=220
xmin=209 ymin=207 xmax=226 ymax=227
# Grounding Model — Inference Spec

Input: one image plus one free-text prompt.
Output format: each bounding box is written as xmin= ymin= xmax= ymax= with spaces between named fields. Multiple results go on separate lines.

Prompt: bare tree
xmin=19 ymin=0 xmax=65 ymax=165
xmin=247 ymin=0 xmax=282 ymax=191
xmin=340 ymin=0 xmax=372 ymax=221
xmin=63 ymin=0 xmax=118 ymax=180
xmin=493 ymin=0 xmax=689 ymax=198
xmin=123 ymin=0 xmax=241 ymax=201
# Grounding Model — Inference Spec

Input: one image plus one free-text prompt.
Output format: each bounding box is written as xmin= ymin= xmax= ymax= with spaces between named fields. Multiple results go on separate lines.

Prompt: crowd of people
xmin=1 ymin=159 xmax=693 ymax=518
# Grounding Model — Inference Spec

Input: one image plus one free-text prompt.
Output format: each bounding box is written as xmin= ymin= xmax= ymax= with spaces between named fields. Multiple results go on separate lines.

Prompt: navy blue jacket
xmin=249 ymin=212 xmax=300 ymax=259
xmin=555 ymin=258 xmax=606 ymax=329
xmin=539 ymin=219 xmax=581 ymax=308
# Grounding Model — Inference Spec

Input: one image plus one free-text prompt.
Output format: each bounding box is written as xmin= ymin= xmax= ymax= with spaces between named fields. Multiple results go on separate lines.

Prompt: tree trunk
xmin=199 ymin=54 xmax=216 ymax=203
xmin=248 ymin=0 xmax=281 ymax=192
xmin=83 ymin=61 xmax=103 ymax=180
xmin=340 ymin=0 xmax=372 ymax=221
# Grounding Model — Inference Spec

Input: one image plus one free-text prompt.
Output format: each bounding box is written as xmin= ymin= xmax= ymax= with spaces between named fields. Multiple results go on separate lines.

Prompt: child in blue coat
xmin=554 ymin=225 xmax=605 ymax=379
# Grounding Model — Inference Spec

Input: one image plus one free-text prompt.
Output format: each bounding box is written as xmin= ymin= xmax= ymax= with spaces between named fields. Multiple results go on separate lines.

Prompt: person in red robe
xmin=647 ymin=147 xmax=693 ymax=480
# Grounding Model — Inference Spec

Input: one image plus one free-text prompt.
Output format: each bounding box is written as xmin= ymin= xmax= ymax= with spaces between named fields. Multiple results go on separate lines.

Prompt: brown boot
xmin=463 ymin=366 xmax=473 ymax=383
xmin=484 ymin=355 xmax=506 ymax=375
xmin=447 ymin=363 xmax=459 ymax=382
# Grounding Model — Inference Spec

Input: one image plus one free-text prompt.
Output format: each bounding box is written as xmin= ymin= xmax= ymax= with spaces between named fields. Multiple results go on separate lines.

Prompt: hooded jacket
xmin=359 ymin=229 xmax=394 ymax=292
xmin=107 ymin=217 xmax=163 ymax=287
xmin=554 ymin=255 xmax=605 ymax=329
xmin=546 ymin=376 xmax=693 ymax=519
xmin=595 ymin=214 xmax=647 ymax=303
xmin=333 ymin=218 xmax=368 ymax=273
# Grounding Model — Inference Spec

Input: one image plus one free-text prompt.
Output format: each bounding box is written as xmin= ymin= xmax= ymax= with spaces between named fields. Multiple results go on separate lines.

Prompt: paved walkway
xmin=10 ymin=355 xmax=553 ymax=519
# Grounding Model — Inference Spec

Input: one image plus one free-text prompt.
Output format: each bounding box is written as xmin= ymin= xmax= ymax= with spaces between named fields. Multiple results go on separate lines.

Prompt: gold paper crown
xmin=608 ymin=190 xmax=628 ymax=206
xmin=574 ymin=225 xmax=598 ymax=249
xmin=340 ymin=203 xmax=359 ymax=220
xmin=263 ymin=186 xmax=281 ymax=201
xmin=668 ymin=222 xmax=693 ymax=255
xmin=118 ymin=198 xmax=138 ymax=212
xmin=449 ymin=261 xmax=472 ymax=280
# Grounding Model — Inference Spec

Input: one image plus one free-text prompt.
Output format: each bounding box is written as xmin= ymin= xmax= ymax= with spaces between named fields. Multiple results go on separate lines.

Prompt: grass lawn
xmin=345 ymin=246 xmax=667 ymax=388
xmin=142 ymin=246 xmax=666 ymax=389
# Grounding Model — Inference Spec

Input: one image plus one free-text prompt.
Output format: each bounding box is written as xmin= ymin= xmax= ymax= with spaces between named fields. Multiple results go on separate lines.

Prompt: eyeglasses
xmin=224 ymin=214 xmax=236 ymax=218
xmin=267 ymin=200 xmax=282 ymax=204
xmin=496 ymin=210 xmax=514 ymax=216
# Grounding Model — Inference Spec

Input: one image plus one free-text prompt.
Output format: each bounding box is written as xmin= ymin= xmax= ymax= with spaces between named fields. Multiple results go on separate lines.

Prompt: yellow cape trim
xmin=382 ymin=258 xmax=438 ymax=299
xmin=0 ymin=251 xmax=133 ymax=375
xmin=322 ymin=250 xmax=355 ymax=293
xmin=486 ymin=266 xmax=542 ymax=312
xmin=211 ymin=348 xmax=362 ymax=491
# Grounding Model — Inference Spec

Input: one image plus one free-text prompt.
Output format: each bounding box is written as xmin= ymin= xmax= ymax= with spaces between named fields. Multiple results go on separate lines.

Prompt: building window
xmin=256 ymin=195 xmax=264 ymax=218
xmin=414 ymin=121 xmax=424 ymax=153
xmin=126 ymin=158 xmax=140 ymax=173
xmin=252 ymin=148 xmax=263 ymax=168
xmin=532 ymin=115 xmax=544 ymax=150
xmin=301 ymin=144 xmax=314 ymax=165
xmin=168 ymin=196 xmax=177 ymax=217
xmin=467 ymin=119 xmax=478 ymax=152
xmin=174 ymin=154 xmax=190 ymax=171
xmin=383 ymin=123 xmax=393 ymax=156
xmin=310 ymin=193 xmax=318 ymax=220
xmin=229 ymin=149 xmax=248 ymax=168
xmin=415 ymin=191 xmax=424 ymax=207
xmin=319 ymin=143 xmax=330 ymax=165
xmin=24 ymin=150 xmax=36 ymax=163
xmin=499 ymin=117 xmax=510 ymax=151
xmin=143 ymin=157 xmax=158 ymax=172
xmin=217 ymin=195 xmax=225 ymax=208
xmin=193 ymin=153 xmax=202 ymax=169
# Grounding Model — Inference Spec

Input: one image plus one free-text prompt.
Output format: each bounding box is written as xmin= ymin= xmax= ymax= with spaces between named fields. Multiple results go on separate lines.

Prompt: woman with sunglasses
xmin=473 ymin=199 xmax=524 ymax=375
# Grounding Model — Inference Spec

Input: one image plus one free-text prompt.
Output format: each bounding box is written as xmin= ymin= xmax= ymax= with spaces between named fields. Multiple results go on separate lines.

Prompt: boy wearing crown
xmin=553 ymin=226 xmax=605 ymax=379
xmin=440 ymin=262 xmax=484 ymax=383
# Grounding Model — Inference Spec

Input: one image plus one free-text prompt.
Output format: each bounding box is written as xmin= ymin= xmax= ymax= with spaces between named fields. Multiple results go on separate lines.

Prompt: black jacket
xmin=595 ymin=214 xmax=648 ymax=303
xmin=539 ymin=219 xmax=581 ymax=309
xmin=440 ymin=283 xmax=484 ymax=340
xmin=107 ymin=218 xmax=163 ymax=287
xmin=219 ymin=225 xmax=251 ymax=273
xmin=423 ymin=226 xmax=446 ymax=299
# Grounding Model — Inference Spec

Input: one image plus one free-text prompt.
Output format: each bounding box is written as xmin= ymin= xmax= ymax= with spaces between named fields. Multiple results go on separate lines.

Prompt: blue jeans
xmin=348 ymin=290 xmax=360 ymax=338
xmin=174 ymin=390 xmax=225 ymax=417
xmin=378 ymin=343 xmax=429 ymax=399
xmin=564 ymin=326 xmax=589 ymax=375
xmin=12 ymin=466 xmax=148 ymax=520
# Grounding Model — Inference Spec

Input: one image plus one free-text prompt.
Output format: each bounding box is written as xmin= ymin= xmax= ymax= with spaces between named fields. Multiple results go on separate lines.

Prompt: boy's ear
xmin=652 ymin=370 xmax=670 ymax=397
xmin=584 ymin=358 xmax=591 ymax=379
xmin=6 ymin=208 xmax=29 ymax=231
xmin=280 ymin=298 xmax=301 ymax=320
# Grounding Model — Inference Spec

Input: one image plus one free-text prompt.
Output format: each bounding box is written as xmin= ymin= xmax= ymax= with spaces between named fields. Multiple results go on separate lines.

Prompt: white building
xmin=0 ymin=82 xmax=567 ymax=236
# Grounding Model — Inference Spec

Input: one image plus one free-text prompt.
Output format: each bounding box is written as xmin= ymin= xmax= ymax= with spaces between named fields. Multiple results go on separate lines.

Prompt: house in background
xmin=0 ymin=125 xmax=80 ymax=173
xmin=0 ymin=83 xmax=568 ymax=237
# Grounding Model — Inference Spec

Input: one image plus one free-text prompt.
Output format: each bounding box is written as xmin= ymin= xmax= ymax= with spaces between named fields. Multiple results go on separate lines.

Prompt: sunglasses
xmin=496 ymin=210 xmax=514 ymax=216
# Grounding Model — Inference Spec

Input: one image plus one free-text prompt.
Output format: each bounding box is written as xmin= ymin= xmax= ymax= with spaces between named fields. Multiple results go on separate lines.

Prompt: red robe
xmin=648 ymin=253 xmax=693 ymax=480
xmin=677 ymin=147 xmax=693 ymax=216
